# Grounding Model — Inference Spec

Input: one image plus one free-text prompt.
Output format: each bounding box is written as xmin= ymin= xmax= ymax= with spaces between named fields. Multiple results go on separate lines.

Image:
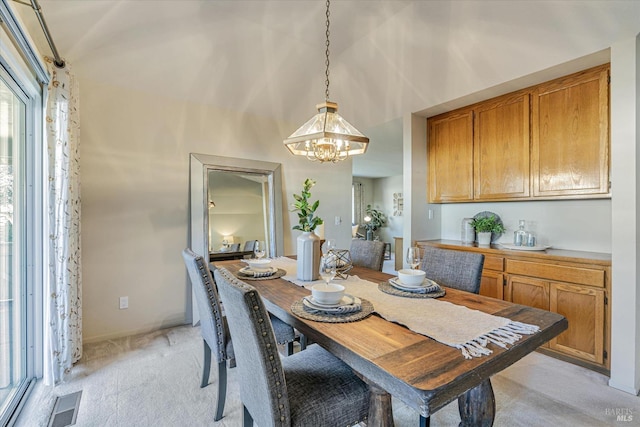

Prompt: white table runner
xmin=270 ymin=257 xmax=539 ymax=358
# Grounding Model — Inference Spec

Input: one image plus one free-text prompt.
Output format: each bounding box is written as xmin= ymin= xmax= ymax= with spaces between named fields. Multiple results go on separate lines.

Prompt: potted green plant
xmin=363 ymin=204 xmax=386 ymax=240
xmin=291 ymin=178 xmax=323 ymax=280
xmin=291 ymin=178 xmax=323 ymax=232
xmin=471 ymin=215 xmax=505 ymax=246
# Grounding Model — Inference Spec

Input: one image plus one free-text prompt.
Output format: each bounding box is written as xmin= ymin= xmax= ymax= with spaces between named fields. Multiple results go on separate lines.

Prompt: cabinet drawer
xmin=505 ymin=260 xmax=604 ymax=287
xmin=483 ymin=255 xmax=504 ymax=271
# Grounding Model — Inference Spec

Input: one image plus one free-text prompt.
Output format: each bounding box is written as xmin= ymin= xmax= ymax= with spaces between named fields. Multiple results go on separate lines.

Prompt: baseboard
xmin=82 ymin=321 xmax=190 ymax=345
xmin=535 ymin=347 xmax=609 ymax=376
xmin=608 ymin=379 xmax=640 ymax=395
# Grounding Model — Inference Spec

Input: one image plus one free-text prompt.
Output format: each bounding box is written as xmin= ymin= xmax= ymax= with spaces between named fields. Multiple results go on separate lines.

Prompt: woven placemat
xmin=291 ymin=298 xmax=374 ymax=323
xmin=378 ymin=282 xmax=446 ymax=299
xmin=235 ymin=268 xmax=287 ymax=281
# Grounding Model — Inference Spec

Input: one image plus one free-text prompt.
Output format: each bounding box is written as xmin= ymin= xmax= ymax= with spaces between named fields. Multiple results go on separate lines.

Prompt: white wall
xmin=80 ymin=79 xmax=354 ymax=343
xmin=609 ymin=35 xmax=640 ymax=395
xmin=404 ymin=113 xmax=439 ymax=258
xmin=371 ymin=175 xmax=403 ymax=250
xmin=440 ymin=199 xmax=611 ymax=253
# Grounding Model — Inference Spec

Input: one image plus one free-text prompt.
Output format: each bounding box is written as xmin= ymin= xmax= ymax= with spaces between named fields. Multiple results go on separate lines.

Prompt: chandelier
xmin=283 ymin=0 xmax=369 ymax=163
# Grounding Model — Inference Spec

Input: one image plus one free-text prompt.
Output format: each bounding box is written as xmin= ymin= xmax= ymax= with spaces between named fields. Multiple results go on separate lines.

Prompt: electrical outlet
xmin=335 ymin=216 xmax=341 ymax=225
xmin=119 ymin=296 xmax=128 ymax=310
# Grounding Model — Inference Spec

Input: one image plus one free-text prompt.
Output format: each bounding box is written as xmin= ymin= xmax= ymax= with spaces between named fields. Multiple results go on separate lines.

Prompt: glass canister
xmin=461 ymin=218 xmax=475 ymax=243
xmin=513 ymin=220 xmax=527 ymax=246
xmin=526 ymin=232 xmax=536 ymax=247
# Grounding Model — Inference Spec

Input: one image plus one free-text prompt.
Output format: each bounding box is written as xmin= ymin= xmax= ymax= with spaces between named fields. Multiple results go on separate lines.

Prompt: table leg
xmin=365 ymin=380 xmax=395 ymax=427
xmin=457 ymin=379 xmax=495 ymax=427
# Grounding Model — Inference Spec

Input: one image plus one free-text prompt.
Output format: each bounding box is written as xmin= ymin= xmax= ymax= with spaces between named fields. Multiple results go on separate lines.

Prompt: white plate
xmin=389 ymin=277 xmax=437 ymax=289
xmin=389 ymin=278 xmax=440 ymax=293
xmin=500 ymin=244 xmax=551 ymax=251
xmin=244 ymin=259 xmax=272 ymax=269
xmin=239 ymin=266 xmax=277 ymax=275
xmin=303 ymin=295 xmax=360 ymax=311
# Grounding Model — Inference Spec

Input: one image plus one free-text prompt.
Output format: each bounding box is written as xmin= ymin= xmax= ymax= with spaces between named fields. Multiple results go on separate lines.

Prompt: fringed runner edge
xmin=456 ymin=321 xmax=540 ymax=359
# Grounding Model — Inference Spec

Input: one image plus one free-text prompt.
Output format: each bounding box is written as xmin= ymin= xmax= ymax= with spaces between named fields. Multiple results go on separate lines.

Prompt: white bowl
xmin=245 ymin=258 xmax=272 ymax=271
xmin=311 ymin=283 xmax=345 ymax=305
xmin=397 ymin=269 xmax=426 ymax=287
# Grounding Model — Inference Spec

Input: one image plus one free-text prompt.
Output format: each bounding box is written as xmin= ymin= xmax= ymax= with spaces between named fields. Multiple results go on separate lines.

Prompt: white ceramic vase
xmin=297 ymin=231 xmax=320 ymax=281
xmin=477 ymin=231 xmax=492 ymax=246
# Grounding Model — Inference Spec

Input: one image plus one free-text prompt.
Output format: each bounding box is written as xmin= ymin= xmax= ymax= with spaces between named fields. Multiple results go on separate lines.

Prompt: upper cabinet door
xmin=474 ymin=92 xmax=530 ymax=200
xmin=428 ymin=109 xmax=474 ymax=203
xmin=532 ymin=64 xmax=610 ymax=198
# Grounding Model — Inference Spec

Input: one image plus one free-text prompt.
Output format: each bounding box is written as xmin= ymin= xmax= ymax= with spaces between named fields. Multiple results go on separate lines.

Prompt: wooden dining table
xmin=209 ymin=250 xmax=254 ymax=262
xmin=214 ymin=259 xmax=568 ymax=427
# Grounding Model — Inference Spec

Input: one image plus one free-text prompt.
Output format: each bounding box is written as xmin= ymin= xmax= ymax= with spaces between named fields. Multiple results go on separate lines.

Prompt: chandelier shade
xmin=284 ymin=102 xmax=369 ymax=162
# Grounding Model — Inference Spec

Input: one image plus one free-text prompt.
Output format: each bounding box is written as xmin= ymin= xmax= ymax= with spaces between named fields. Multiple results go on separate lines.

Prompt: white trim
xmin=609 ymin=34 xmax=640 ymax=396
xmin=0 ymin=0 xmax=49 ymax=84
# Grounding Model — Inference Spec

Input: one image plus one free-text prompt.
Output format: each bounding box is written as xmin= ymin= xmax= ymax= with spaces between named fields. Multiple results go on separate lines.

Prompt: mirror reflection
xmin=207 ymin=170 xmax=272 ymax=258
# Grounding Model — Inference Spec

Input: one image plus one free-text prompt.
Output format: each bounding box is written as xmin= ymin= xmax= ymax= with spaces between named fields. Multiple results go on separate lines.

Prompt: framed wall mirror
xmin=188 ymin=153 xmax=284 ymax=323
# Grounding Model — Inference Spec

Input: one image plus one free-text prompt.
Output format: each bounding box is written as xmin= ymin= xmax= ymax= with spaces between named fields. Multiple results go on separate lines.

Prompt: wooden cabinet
xmin=427 ymin=64 xmax=610 ymax=203
xmin=532 ymin=64 xmax=610 ymax=198
xmin=428 ymin=109 xmax=474 ymax=203
xmin=478 ymin=254 xmax=504 ymax=300
xmin=506 ymin=275 xmax=549 ymax=310
xmin=506 ymin=275 xmax=551 ymax=348
xmin=416 ymin=240 xmax=611 ymax=373
xmin=505 ymin=273 xmax=606 ymax=361
xmin=504 ymin=257 xmax=608 ymax=368
xmin=474 ymin=92 xmax=530 ymax=200
xmin=550 ymin=282 xmax=605 ymax=364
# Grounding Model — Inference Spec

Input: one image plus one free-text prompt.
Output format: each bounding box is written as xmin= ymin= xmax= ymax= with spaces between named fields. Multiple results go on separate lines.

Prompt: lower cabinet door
xmin=506 ymin=275 xmax=550 ymax=349
xmin=506 ymin=275 xmax=550 ymax=309
xmin=479 ymin=271 xmax=503 ymax=300
xmin=549 ymin=282 xmax=605 ymax=364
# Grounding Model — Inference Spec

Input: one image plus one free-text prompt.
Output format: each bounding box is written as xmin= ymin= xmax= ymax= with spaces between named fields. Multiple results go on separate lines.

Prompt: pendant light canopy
xmin=283 ymin=0 xmax=369 ymax=163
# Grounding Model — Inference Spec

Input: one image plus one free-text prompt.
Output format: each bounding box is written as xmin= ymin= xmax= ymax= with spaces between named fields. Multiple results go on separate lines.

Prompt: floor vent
xmin=47 ymin=391 xmax=82 ymax=427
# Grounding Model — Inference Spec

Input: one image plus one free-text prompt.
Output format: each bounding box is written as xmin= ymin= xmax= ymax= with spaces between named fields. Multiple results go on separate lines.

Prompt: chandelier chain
xmin=282 ymin=0 xmax=369 ymax=163
xmin=325 ymin=0 xmax=331 ymax=101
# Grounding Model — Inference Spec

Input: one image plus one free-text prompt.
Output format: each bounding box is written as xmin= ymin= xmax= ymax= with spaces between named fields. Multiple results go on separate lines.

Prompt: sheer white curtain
xmin=352 ymin=182 xmax=364 ymax=225
xmin=44 ymin=58 xmax=82 ymax=385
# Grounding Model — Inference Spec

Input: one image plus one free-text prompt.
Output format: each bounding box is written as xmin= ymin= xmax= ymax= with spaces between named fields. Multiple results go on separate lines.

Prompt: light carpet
xmin=15 ymin=324 xmax=639 ymax=426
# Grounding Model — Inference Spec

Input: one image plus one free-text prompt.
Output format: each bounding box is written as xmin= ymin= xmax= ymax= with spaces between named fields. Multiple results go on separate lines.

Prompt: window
xmin=0 ymin=61 xmax=30 ymax=427
xmin=0 ymin=2 xmax=46 ymax=423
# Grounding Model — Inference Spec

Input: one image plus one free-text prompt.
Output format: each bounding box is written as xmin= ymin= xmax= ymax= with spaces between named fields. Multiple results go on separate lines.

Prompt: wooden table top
xmin=214 ymin=259 xmax=568 ymax=418
xmin=209 ymin=250 xmax=254 ymax=261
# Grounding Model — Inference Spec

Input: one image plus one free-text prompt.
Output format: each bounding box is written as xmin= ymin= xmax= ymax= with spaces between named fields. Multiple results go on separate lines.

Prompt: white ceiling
xmin=14 ymin=0 xmax=640 ymax=177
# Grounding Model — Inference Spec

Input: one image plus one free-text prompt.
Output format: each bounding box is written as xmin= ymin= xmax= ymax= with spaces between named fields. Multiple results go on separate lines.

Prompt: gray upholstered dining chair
xmin=208 ymin=261 xmax=300 ymax=357
xmin=243 ymin=239 xmax=257 ymax=253
xmin=419 ymin=246 xmax=485 ymax=293
xmin=214 ymin=266 xmax=370 ymax=427
xmin=417 ymin=246 xmax=484 ymax=427
xmin=349 ymin=239 xmax=386 ymax=271
xmin=182 ymin=248 xmax=297 ymax=421
xmin=229 ymin=242 xmax=241 ymax=252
